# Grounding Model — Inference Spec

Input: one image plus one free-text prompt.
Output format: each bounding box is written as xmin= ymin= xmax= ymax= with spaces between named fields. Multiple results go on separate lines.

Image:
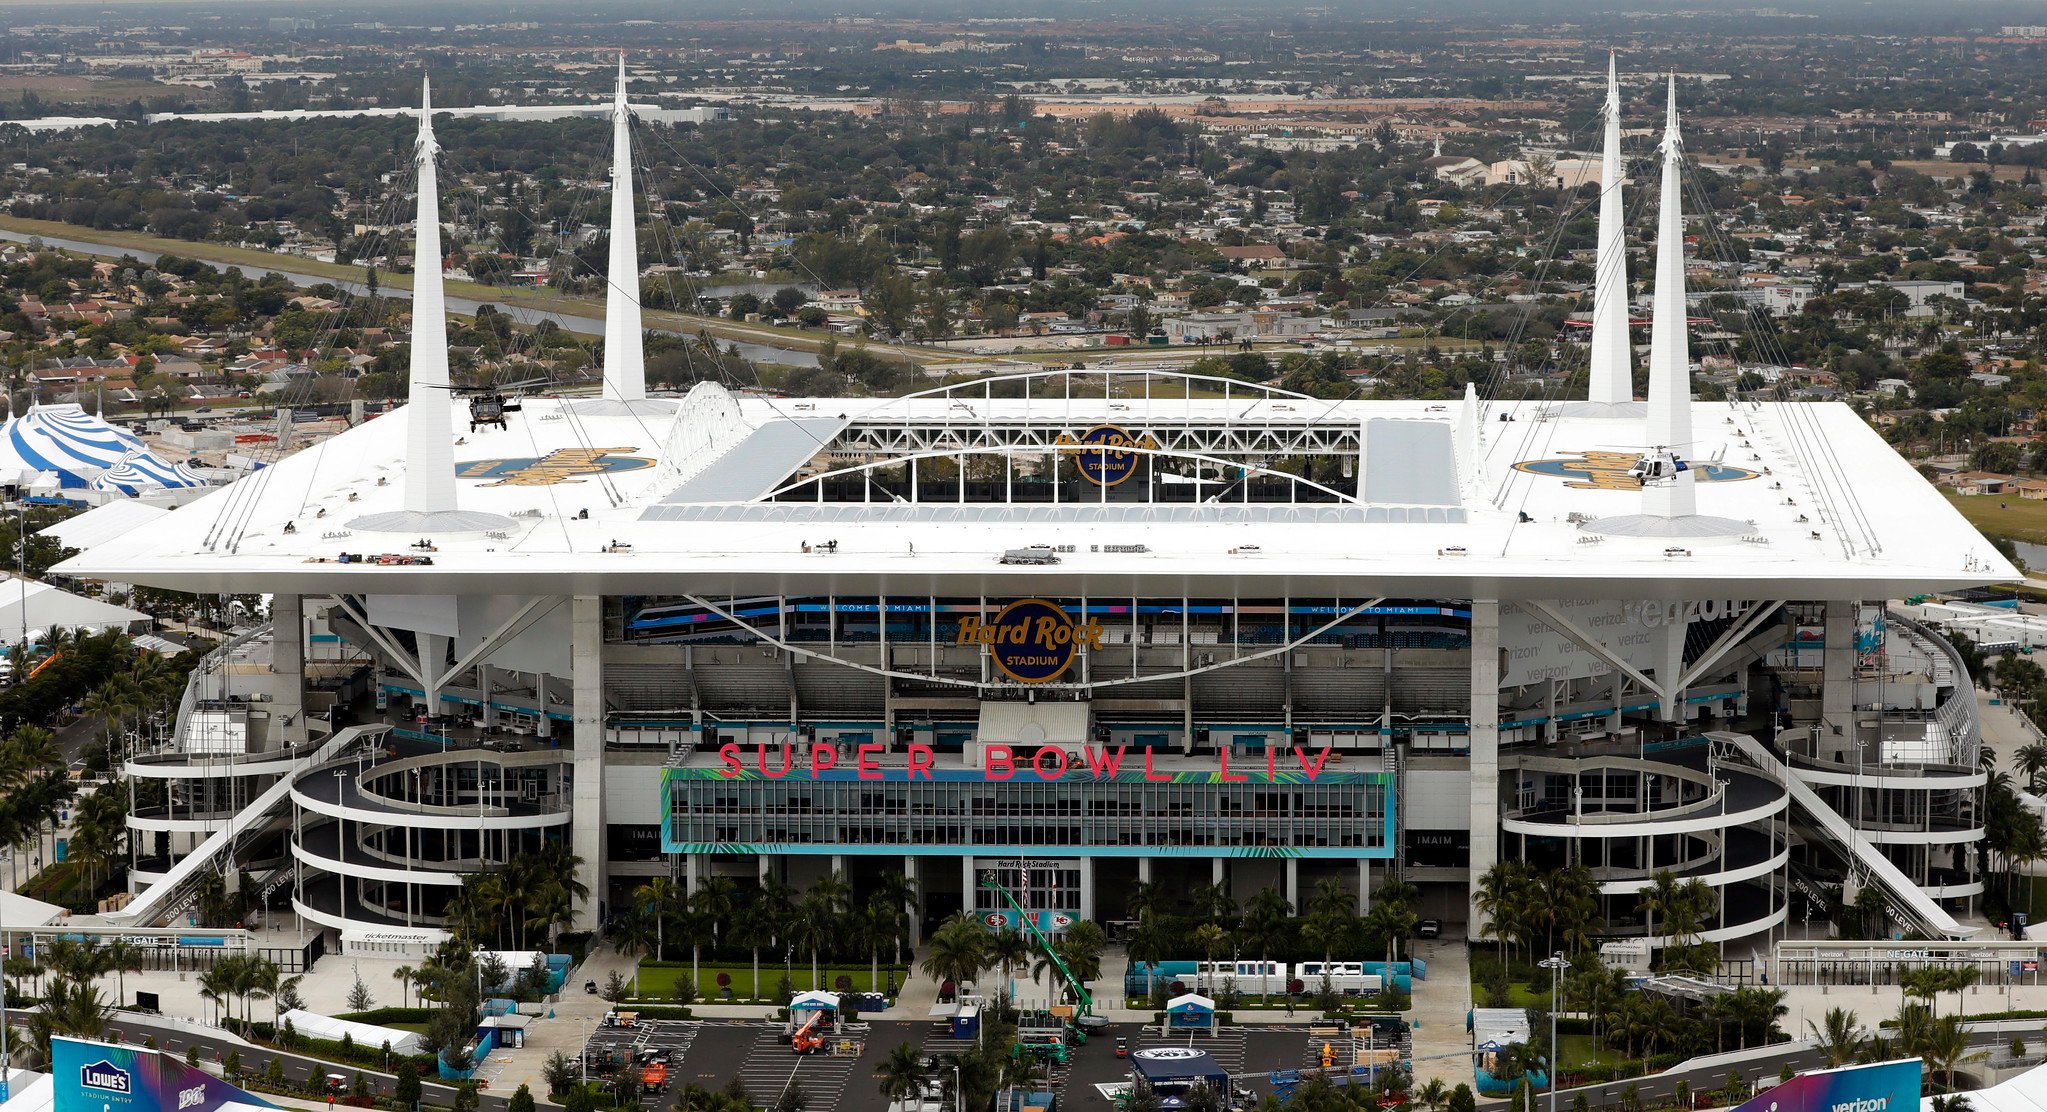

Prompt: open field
xmin=1945 ymin=492 xmax=2047 ymax=549
xmin=0 ymin=75 xmax=209 ymax=107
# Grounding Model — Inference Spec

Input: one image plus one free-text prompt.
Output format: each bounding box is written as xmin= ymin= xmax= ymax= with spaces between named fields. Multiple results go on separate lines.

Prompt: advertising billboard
xmin=52 ymin=1037 xmax=278 ymax=1112
xmin=1731 ymin=1059 xmax=1922 ymax=1112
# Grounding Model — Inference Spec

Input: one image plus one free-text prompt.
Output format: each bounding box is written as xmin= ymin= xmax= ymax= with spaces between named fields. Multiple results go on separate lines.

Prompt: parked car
xmin=1418 ymin=919 xmax=1442 ymax=939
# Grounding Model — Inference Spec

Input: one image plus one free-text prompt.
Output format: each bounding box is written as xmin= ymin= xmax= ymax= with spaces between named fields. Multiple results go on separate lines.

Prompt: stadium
xmin=59 ymin=69 xmax=2014 ymax=961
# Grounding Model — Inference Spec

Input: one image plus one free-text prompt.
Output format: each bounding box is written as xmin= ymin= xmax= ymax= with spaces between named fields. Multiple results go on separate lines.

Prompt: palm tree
xmin=859 ymin=892 xmax=907 ymax=995
xmin=875 ymin=1042 xmax=929 ymax=1108
xmin=1192 ymin=882 xmax=1237 ymax=926
xmin=1060 ymin=919 xmax=1107 ymax=993
xmin=2015 ymin=742 xmax=2047 ymax=793
xmin=633 ymin=876 xmax=679 ymax=963
xmin=22 ymin=979 xmax=113 ymax=1067
xmin=796 ymin=872 xmax=850 ymax=990
xmin=869 ymin=870 xmax=918 ymax=975
xmin=1917 ymin=1014 xmax=1988 ymax=1093
xmin=1809 ymin=1007 xmax=1864 ymax=1067
xmin=613 ymin=908 xmax=658 ymax=999
xmin=1476 ymin=861 xmax=1530 ymax=966
xmin=696 ymin=875 xmax=740 ymax=956
xmin=729 ymin=898 xmax=772 ymax=1001
xmin=1635 ymin=871 xmax=1683 ymax=955
xmin=102 ymin=938 xmax=144 ymax=1008
xmin=68 ymin=786 xmax=130 ymax=896
xmin=1237 ymin=886 xmax=1292 ymax=1000
xmin=1126 ymin=913 xmax=1172 ymax=1003
xmin=1124 ymin=879 xmax=1167 ymax=922
xmin=392 ymin=965 xmax=416 ymax=1009
xmin=1190 ymin=923 xmax=1229 ymax=992
xmin=984 ymin=928 xmax=1031 ymax=1008
xmin=197 ymin=965 xmax=231 ymax=1026
xmin=919 ymin=918 xmax=988 ymax=999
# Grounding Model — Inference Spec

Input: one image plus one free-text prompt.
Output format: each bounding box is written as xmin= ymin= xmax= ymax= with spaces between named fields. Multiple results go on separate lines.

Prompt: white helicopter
xmin=1613 ymin=443 xmax=1723 ymax=486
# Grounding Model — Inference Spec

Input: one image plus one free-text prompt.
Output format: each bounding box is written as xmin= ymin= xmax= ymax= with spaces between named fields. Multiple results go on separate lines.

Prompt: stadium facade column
xmin=903 ymin=855 xmax=922 ymax=945
xmin=1468 ymin=598 xmax=1501 ymax=926
xmin=1078 ymin=857 xmax=1095 ymax=922
xmin=571 ymin=594 xmax=607 ymax=930
xmin=480 ymin=664 xmax=496 ymax=731
xmin=270 ymin=593 xmax=306 ymax=746
xmin=1823 ymin=600 xmax=1857 ymax=741
xmin=1284 ymin=858 xmax=1298 ymax=910
xmin=1138 ymin=857 xmax=1152 ymax=884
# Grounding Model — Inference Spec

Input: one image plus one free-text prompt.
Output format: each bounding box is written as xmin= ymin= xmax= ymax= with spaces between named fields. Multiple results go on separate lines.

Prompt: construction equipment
xmin=25 ymin=651 xmax=59 ymax=681
xmin=639 ymin=1061 xmax=668 ymax=1094
xmin=978 ymin=871 xmax=1100 ymax=1037
xmin=791 ymin=1008 xmax=828 ymax=1054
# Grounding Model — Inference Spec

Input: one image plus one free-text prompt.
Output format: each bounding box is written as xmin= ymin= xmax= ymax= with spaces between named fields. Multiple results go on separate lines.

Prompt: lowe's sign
xmin=53 ymin=1037 xmax=278 ymax=1112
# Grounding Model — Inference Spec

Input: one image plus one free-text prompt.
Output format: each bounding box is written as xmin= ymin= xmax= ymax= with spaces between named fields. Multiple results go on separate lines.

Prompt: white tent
xmin=0 ymin=576 xmax=150 ymax=643
xmin=0 ymin=1068 xmax=50 ymax=1112
xmin=277 ymin=1009 xmax=424 ymax=1056
xmin=36 ymin=499 xmax=170 ymax=553
xmin=1924 ymin=1059 xmax=2047 ymax=1112
xmin=0 ymin=404 xmax=205 ymax=493
xmin=0 ymin=889 xmax=67 ymax=928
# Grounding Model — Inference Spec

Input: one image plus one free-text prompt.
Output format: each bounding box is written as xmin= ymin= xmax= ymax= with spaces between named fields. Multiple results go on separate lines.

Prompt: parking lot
xmin=576 ymin=1017 xmax=1337 ymax=1112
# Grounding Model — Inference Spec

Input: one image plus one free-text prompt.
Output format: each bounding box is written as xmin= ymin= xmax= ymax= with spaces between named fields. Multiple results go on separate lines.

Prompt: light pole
xmin=1540 ymin=953 xmax=1569 ymax=1112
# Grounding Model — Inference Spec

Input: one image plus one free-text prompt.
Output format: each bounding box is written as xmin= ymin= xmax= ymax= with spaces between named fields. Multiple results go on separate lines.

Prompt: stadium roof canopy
xmin=55 ymin=376 xmax=2014 ymax=603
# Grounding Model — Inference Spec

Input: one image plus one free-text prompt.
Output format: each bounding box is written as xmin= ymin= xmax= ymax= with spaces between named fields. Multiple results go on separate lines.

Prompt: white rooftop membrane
xmin=52 ymin=386 xmax=2017 ymax=602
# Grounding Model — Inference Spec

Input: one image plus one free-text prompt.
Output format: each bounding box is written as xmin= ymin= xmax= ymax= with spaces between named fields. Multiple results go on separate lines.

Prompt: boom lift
xmin=979 ymin=871 xmax=1104 ymax=1043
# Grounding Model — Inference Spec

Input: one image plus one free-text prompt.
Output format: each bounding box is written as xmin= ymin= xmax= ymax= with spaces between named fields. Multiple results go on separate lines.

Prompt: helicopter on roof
xmin=1627 ymin=447 xmax=1690 ymax=486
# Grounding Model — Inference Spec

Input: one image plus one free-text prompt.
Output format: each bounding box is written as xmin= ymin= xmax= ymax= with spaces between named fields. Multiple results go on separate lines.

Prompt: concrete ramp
xmin=1712 ymin=730 xmax=1975 ymax=939
xmin=110 ymin=723 xmax=390 ymax=925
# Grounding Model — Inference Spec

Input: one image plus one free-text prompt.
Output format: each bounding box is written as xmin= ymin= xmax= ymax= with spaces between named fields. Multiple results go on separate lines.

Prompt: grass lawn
xmin=1558 ymin=1033 xmax=1625 ymax=1070
xmin=1944 ymin=492 xmax=2047 ymax=552
xmin=632 ymin=961 xmax=909 ymax=1003
xmin=385 ymin=1023 xmax=430 ymax=1034
xmin=1473 ymin=983 xmax=1553 ymax=1009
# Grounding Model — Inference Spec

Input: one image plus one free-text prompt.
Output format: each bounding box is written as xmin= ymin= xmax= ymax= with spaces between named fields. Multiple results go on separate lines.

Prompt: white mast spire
xmin=573 ymin=54 xmax=674 ymax=416
xmin=402 ymin=75 xmax=457 ymax=517
xmin=1586 ymin=52 xmax=1634 ymax=408
xmin=1583 ymin=73 xmax=1744 ymax=541
xmin=353 ymin=76 xmax=512 ymax=533
xmin=603 ymin=54 xmax=645 ymax=403
xmin=1642 ymin=74 xmax=1695 ymax=520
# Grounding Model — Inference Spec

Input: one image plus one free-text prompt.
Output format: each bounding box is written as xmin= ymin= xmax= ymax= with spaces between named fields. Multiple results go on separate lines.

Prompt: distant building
xmin=1423 ymin=153 xmax=1486 ymax=187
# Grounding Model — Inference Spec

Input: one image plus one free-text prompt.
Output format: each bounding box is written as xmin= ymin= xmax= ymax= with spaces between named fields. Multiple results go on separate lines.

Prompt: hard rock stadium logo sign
xmin=456 ymin=447 xmax=655 ymax=486
xmin=957 ymin=598 xmax=1106 ymax=683
xmin=1513 ymin=450 xmax=1760 ymax=491
xmin=1055 ymin=423 xmax=1156 ymax=487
